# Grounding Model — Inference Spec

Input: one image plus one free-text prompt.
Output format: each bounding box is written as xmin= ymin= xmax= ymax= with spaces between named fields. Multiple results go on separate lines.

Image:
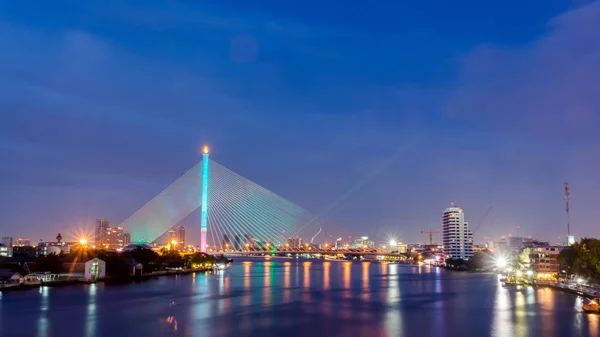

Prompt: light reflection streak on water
xmin=323 ymin=262 xmax=330 ymax=290
xmin=283 ymin=262 xmax=291 ymax=303
xmin=37 ymin=286 xmax=49 ymax=337
xmin=303 ymin=261 xmax=311 ymax=303
xmin=588 ymin=310 xmax=599 ymax=336
xmin=492 ymin=283 xmax=513 ymax=337
xmin=361 ymin=262 xmax=370 ymax=302
xmin=159 ymin=316 xmax=179 ymax=334
xmin=192 ymin=271 xmax=211 ymax=329
xmin=380 ymin=262 xmax=388 ymax=301
xmin=343 ymin=262 xmax=351 ymax=299
xmin=218 ymin=270 xmax=225 ymax=314
xmin=340 ymin=262 xmax=353 ymax=319
xmin=385 ymin=263 xmax=402 ymax=336
xmin=223 ymin=273 xmax=231 ymax=312
xmin=243 ymin=262 xmax=252 ymax=307
xmin=433 ymin=268 xmax=445 ymax=337
xmin=526 ymin=286 xmax=535 ymax=305
xmin=536 ymin=288 xmax=552 ymax=331
xmin=264 ymin=262 xmax=272 ymax=305
xmin=85 ymin=284 xmax=97 ymax=337
xmin=322 ymin=262 xmax=332 ymax=315
xmin=515 ymin=290 xmax=527 ymax=336
xmin=360 ymin=262 xmax=371 ymax=321
xmin=573 ymin=296 xmax=585 ymax=335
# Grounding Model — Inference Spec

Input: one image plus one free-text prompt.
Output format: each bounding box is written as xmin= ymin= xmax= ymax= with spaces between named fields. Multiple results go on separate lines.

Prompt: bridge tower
xmin=201 ymin=145 xmax=210 ymax=252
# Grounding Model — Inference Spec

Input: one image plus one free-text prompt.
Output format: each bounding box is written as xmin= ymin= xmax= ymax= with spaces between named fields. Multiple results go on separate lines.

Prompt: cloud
xmin=446 ymin=1 xmax=600 ymax=142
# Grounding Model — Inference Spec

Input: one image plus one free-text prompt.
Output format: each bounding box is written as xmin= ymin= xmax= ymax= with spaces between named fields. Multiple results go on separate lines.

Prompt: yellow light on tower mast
xmin=203 ymin=145 xmax=210 ymax=154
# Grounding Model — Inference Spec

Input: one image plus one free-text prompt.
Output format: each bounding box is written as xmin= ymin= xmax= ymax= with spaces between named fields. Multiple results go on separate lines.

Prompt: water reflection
xmin=4 ymin=259 xmax=598 ymax=337
xmin=159 ymin=316 xmax=178 ymax=333
xmin=85 ymin=283 xmax=97 ymax=337
xmin=514 ymin=290 xmax=528 ymax=336
xmin=385 ymin=263 xmax=402 ymax=336
xmin=361 ymin=262 xmax=370 ymax=302
xmin=37 ymin=286 xmax=49 ymax=337
xmin=303 ymin=261 xmax=311 ymax=303
xmin=322 ymin=262 xmax=332 ymax=315
xmin=264 ymin=262 xmax=272 ymax=305
xmin=283 ymin=262 xmax=291 ymax=303
xmin=343 ymin=262 xmax=351 ymax=299
xmin=492 ymin=283 xmax=512 ymax=337
xmin=323 ymin=262 xmax=330 ymax=290
xmin=380 ymin=262 xmax=388 ymax=301
xmin=589 ymin=311 xmax=599 ymax=336
xmin=243 ymin=262 xmax=252 ymax=307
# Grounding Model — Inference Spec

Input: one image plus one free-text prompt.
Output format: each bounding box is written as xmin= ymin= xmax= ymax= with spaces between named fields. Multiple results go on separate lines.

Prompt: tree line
xmin=559 ymin=238 xmax=600 ymax=283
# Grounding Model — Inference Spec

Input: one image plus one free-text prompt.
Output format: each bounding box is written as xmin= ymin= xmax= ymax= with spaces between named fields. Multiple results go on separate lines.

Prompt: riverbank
xmin=536 ymin=281 xmax=600 ymax=298
xmin=0 ymin=267 xmax=213 ymax=292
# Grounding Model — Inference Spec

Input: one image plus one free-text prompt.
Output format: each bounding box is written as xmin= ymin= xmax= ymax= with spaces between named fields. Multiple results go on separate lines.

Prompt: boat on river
xmin=582 ymin=298 xmax=599 ymax=314
xmin=212 ymin=262 xmax=229 ymax=271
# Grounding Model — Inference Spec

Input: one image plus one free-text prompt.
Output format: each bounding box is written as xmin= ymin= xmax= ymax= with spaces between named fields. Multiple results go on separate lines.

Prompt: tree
xmin=104 ymin=255 xmax=131 ymax=279
xmin=37 ymin=254 xmax=63 ymax=273
xmin=467 ymin=251 xmax=493 ymax=271
xmin=160 ymin=250 xmax=184 ymax=268
xmin=188 ymin=252 xmax=215 ymax=268
xmin=129 ymin=247 xmax=160 ymax=273
xmin=559 ymin=238 xmax=600 ymax=284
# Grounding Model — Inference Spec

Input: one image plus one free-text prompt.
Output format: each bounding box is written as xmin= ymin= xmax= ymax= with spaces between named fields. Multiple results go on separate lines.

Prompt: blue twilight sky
xmin=1 ymin=1 xmax=599 ymax=245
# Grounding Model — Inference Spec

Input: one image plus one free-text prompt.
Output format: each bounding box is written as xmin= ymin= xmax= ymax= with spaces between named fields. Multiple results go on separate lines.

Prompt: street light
xmin=79 ymin=238 xmax=87 ymax=246
xmin=495 ymin=256 xmax=507 ymax=269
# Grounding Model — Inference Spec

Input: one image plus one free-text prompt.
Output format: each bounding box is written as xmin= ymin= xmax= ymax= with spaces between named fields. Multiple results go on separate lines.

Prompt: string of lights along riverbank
xmin=119 ymin=145 xmax=322 ymax=250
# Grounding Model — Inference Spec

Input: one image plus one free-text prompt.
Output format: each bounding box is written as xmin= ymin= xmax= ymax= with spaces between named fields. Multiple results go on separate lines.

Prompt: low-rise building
xmin=530 ymin=246 xmax=562 ymax=273
xmin=0 ymin=244 xmax=12 ymax=257
xmin=0 ymin=270 xmax=23 ymax=284
xmin=61 ymin=258 xmax=106 ymax=281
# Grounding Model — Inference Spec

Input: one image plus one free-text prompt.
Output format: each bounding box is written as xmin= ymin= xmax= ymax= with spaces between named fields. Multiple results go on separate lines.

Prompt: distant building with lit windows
xmin=104 ymin=227 xmax=125 ymax=250
xmin=95 ymin=219 xmax=111 ymax=247
xmin=441 ymin=206 xmax=474 ymax=260
xmin=530 ymin=246 xmax=562 ymax=273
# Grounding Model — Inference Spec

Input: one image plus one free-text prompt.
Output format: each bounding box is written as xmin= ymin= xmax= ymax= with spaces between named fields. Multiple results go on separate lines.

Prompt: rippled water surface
xmin=1 ymin=258 xmax=598 ymax=337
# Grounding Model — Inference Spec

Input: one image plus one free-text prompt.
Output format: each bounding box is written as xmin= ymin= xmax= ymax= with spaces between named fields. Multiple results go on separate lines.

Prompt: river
xmin=0 ymin=258 xmax=598 ymax=337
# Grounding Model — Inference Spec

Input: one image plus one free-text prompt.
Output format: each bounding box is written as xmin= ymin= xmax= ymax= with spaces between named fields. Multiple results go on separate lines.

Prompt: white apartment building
xmin=442 ymin=206 xmax=474 ymax=260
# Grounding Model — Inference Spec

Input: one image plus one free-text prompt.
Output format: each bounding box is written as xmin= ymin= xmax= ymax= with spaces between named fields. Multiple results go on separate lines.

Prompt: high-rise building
xmin=123 ymin=233 xmax=131 ymax=246
xmin=0 ymin=237 xmax=13 ymax=257
xmin=95 ymin=219 xmax=110 ymax=247
xmin=441 ymin=206 xmax=474 ymax=260
xmin=176 ymin=225 xmax=185 ymax=247
xmin=1 ymin=237 xmax=13 ymax=247
xmin=105 ymin=227 xmax=125 ymax=250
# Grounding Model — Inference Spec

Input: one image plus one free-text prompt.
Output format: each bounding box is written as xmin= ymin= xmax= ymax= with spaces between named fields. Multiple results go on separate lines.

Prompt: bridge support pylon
xmin=200 ymin=145 xmax=210 ymax=252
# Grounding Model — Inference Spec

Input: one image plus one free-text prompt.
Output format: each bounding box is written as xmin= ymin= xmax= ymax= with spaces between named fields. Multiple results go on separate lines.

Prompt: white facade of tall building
xmin=442 ymin=206 xmax=474 ymax=260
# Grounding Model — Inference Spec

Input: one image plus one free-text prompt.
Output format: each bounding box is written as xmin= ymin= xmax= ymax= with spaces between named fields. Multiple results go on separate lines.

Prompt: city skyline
xmin=2 ymin=1 xmax=600 ymax=242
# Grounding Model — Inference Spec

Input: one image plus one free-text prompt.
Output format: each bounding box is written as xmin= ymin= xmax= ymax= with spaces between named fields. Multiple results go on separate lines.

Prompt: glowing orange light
xmin=171 ymin=240 xmax=178 ymax=246
xmin=203 ymin=145 xmax=209 ymax=154
xmin=79 ymin=238 xmax=88 ymax=245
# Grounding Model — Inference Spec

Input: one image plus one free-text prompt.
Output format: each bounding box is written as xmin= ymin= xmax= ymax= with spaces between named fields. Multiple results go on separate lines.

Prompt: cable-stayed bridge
xmin=120 ymin=147 xmax=321 ymax=252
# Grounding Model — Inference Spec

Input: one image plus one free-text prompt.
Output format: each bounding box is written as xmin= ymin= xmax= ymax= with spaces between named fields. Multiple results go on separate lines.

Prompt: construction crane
xmin=472 ymin=206 xmax=492 ymax=235
xmin=420 ymin=229 xmax=441 ymax=245
xmin=310 ymin=226 xmax=322 ymax=244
